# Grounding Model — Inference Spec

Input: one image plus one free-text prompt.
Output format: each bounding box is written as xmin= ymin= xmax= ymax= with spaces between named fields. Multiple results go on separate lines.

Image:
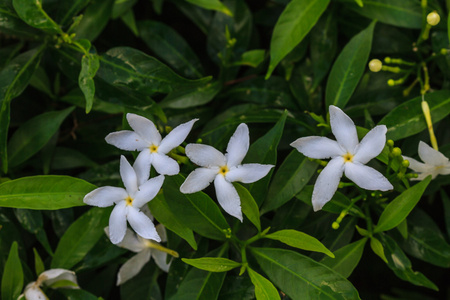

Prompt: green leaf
xmin=111 ymin=0 xmax=137 ymax=19
xmin=74 ymin=0 xmax=114 ymax=41
xmin=442 ymin=190 xmax=450 ymax=239
xmin=120 ymin=9 xmax=138 ymax=36
xmin=138 ymin=20 xmax=204 ymax=79
xmin=1 ymin=242 xmax=23 ymax=300
xmin=182 ymin=257 xmax=241 ymax=272
xmin=262 ymin=150 xmax=318 ymax=214
xmin=0 ymin=45 xmax=45 ymax=173
xmin=370 ymin=237 xmax=387 ymax=263
xmin=247 ymin=267 xmax=281 ymax=300
xmin=33 ymin=248 xmax=45 ymax=276
xmin=251 ymin=247 xmax=361 ymax=300
xmin=325 ymin=21 xmax=376 ymax=108
xmin=0 ymin=7 xmax=43 ymax=39
xmin=234 ymin=183 xmax=260 ymax=232
xmin=265 ymin=229 xmax=335 ymax=258
xmin=148 ymin=193 xmax=198 ymax=250
xmin=12 ymin=0 xmax=62 ymax=34
xmin=160 ymin=81 xmax=221 ymax=109
xmin=379 ymin=90 xmax=450 ymax=140
xmin=375 ymin=176 xmax=431 ymax=233
xmin=266 ymin=0 xmax=330 ymax=78
xmin=0 ymin=175 xmax=96 ymax=209
xmin=51 ymin=207 xmax=110 ymax=269
xmin=245 ymin=111 xmax=287 ymax=206
xmin=14 ymin=209 xmax=53 ymax=255
xmin=54 ymin=0 xmax=90 ymax=26
xmin=232 ymin=50 xmax=266 ymax=68
xmin=59 ymin=289 xmax=98 ymax=300
xmin=163 ymin=174 xmax=230 ymax=240
xmin=321 ymin=238 xmax=367 ymax=278
xmin=7 ymin=106 xmax=74 ymax=168
xmin=186 ymin=0 xmax=232 ymax=16
xmin=79 ymin=54 xmax=100 ymax=113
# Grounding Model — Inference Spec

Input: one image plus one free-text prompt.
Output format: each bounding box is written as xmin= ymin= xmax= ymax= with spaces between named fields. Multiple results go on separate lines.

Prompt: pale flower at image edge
xmin=19 ymin=269 xmax=78 ymax=300
xmin=291 ymin=105 xmax=393 ymax=211
xmin=403 ymin=141 xmax=450 ymax=180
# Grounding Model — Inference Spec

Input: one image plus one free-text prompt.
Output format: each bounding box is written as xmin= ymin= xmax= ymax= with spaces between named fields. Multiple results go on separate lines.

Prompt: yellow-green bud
xmin=387 ymin=79 xmax=395 ymax=86
xmin=332 ymin=222 xmax=340 ymax=230
xmin=392 ymin=147 xmax=402 ymax=156
xmin=427 ymin=11 xmax=440 ymax=26
xmin=384 ymin=57 xmax=392 ymax=64
xmin=387 ymin=140 xmax=394 ymax=148
xmin=402 ymin=159 xmax=410 ymax=168
xmin=441 ymin=48 xmax=448 ymax=55
xmin=369 ymin=59 xmax=382 ymax=72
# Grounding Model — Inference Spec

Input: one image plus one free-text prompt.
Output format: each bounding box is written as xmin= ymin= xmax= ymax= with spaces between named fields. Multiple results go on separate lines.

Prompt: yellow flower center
xmin=343 ymin=152 xmax=354 ymax=163
xmin=219 ymin=165 xmax=229 ymax=176
xmin=125 ymin=196 xmax=134 ymax=206
xmin=149 ymin=145 xmax=158 ymax=153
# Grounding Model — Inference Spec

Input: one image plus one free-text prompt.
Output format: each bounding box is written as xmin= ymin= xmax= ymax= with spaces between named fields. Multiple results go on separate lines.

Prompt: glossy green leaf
xmin=1 ymin=242 xmax=23 ymax=300
xmin=0 ymin=6 xmax=42 ymax=39
xmin=7 ymin=106 xmax=74 ymax=168
xmin=251 ymin=247 xmax=361 ymax=299
xmin=74 ymin=0 xmax=113 ymax=41
xmin=186 ymin=0 xmax=232 ymax=16
xmin=51 ymin=207 xmax=110 ymax=269
xmin=12 ymin=0 xmax=62 ymax=34
xmin=370 ymin=237 xmax=387 ymax=263
xmin=234 ymin=183 xmax=260 ymax=232
xmin=262 ymin=150 xmax=318 ymax=214
xmin=97 ymin=47 xmax=210 ymax=95
xmin=375 ymin=176 xmax=431 ymax=233
xmin=79 ymin=54 xmax=100 ymax=113
xmin=0 ymin=46 xmax=44 ymax=173
xmin=245 ymin=111 xmax=287 ymax=206
xmin=29 ymin=66 xmax=53 ymax=97
xmin=266 ymin=0 xmax=330 ymax=78
xmin=321 ymin=238 xmax=367 ymax=278
xmin=379 ymin=90 xmax=450 ymax=140
xmin=379 ymin=234 xmax=438 ymax=290
xmin=33 ymin=248 xmax=45 ymax=276
xmin=111 ymin=0 xmax=137 ymax=19
xmin=0 ymin=175 xmax=96 ymax=209
xmin=139 ymin=20 xmax=204 ymax=79
xmin=247 ymin=267 xmax=281 ymax=300
xmin=182 ymin=257 xmax=241 ymax=272
xmin=148 ymin=193 xmax=197 ymax=250
xmin=325 ymin=21 xmax=375 ymax=108
xmin=265 ymin=229 xmax=335 ymax=258
xmin=55 ymin=0 xmax=90 ymax=26
xmin=163 ymin=174 xmax=230 ymax=240
xmin=232 ymin=49 xmax=266 ymax=68
xmin=14 ymin=209 xmax=53 ymax=255
xmin=59 ymin=289 xmax=99 ymax=300
xmin=160 ymin=81 xmax=221 ymax=109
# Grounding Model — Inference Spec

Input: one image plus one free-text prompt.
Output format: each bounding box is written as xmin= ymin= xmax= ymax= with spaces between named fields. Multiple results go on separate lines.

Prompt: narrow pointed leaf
xmin=234 ymin=183 xmax=260 ymax=232
xmin=182 ymin=257 xmax=241 ymax=272
xmin=1 ymin=242 xmax=23 ymax=300
xmin=74 ymin=0 xmax=114 ymax=41
xmin=247 ymin=267 xmax=281 ymax=300
xmin=13 ymin=0 xmax=62 ymax=34
xmin=186 ymin=0 xmax=232 ymax=16
xmin=79 ymin=54 xmax=100 ymax=113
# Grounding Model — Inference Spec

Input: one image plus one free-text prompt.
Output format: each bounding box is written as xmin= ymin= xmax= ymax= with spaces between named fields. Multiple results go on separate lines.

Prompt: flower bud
xmin=402 ymin=159 xmax=410 ymax=168
xmin=387 ymin=140 xmax=394 ymax=148
xmin=440 ymin=48 xmax=448 ymax=55
xmin=392 ymin=147 xmax=402 ymax=156
xmin=387 ymin=79 xmax=395 ymax=86
xmin=332 ymin=222 xmax=340 ymax=230
xmin=369 ymin=59 xmax=382 ymax=72
xmin=427 ymin=11 xmax=440 ymax=26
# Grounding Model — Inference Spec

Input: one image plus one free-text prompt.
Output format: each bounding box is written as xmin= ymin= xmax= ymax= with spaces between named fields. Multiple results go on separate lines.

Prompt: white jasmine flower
xmin=105 ymin=113 xmax=198 ymax=180
xmin=290 ymin=105 xmax=393 ymax=211
xmin=106 ymin=222 xmax=177 ymax=285
xmin=84 ymin=155 xmax=164 ymax=244
xmin=19 ymin=269 xmax=78 ymax=300
xmin=180 ymin=123 xmax=274 ymax=221
xmin=403 ymin=141 xmax=450 ymax=180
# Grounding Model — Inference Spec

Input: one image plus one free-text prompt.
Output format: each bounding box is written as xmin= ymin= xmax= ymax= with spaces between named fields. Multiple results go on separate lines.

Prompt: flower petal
xmin=134 ymin=150 xmax=153 ymax=186
xmin=312 ymin=157 xmax=344 ymax=211
xmin=152 ymin=250 xmax=171 ymax=272
xmin=402 ymin=156 xmax=429 ymax=173
xmin=24 ymin=283 xmax=47 ymax=300
xmin=105 ymin=131 xmax=148 ymax=151
xmin=127 ymin=113 xmax=161 ymax=145
xmin=418 ymin=141 xmax=449 ymax=166
xmin=344 ymin=162 xmax=393 ymax=191
xmin=156 ymin=224 xmax=167 ymax=242
xmin=225 ymin=123 xmax=249 ymax=167
xmin=133 ymin=175 xmax=165 ymax=208
xmin=290 ymin=136 xmax=344 ymax=159
xmin=214 ymin=175 xmax=243 ymax=221
xmin=120 ymin=156 xmax=138 ymax=196
xmin=106 ymin=227 xmax=145 ymax=252
xmin=151 ymin=153 xmax=180 ymax=175
xmin=127 ymin=207 xmax=161 ymax=242
xmin=180 ymin=168 xmax=218 ymax=193
xmin=116 ymin=249 xmax=151 ymax=285
xmin=84 ymin=187 xmax=128 ymax=207
xmin=158 ymin=119 xmax=198 ymax=154
xmin=353 ymin=125 xmax=387 ymax=164
xmin=109 ymin=201 xmax=128 ymax=244
xmin=329 ymin=105 xmax=359 ymax=153
xmin=185 ymin=144 xmax=226 ymax=167
xmin=39 ymin=269 xmax=78 ymax=288
xmin=226 ymin=164 xmax=273 ymax=183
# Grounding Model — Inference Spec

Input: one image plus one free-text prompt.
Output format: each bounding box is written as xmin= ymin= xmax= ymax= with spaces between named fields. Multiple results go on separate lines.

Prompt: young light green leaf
xmin=321 ymin=238 xmax=367 ymax=278
xmin=51 ymin=207 xmax=110 ymax=269
xmin=186 ymin=0 xmax=232 ymax=16
xmin=265 ymin=229 xmax=335 ymax=258
xmin=325 ymin=21 xmax=376 ymax=108
xmin=370 ymin=237 xmax=387 ymax=263
xmin=12 ymin=0 xmax=62 ymax=34
xmin=8 ymin=106 xmax=74 ymax=167
xmin=251 ymin=247 xmax=361 ymax=299
xmin=182 ymin=257 xmax=241 ymax=272
xmin=33 ymin=248 xmax=45 ymax=276
xmin=247 ymin=267 xmax=281 ymax=300
xmin=375 ymin=176 xmax=431 ymax=233
xmin=1 ymin=242 xmax=23 ymax=300
xmin=232 ymin=50 xmax=266 ymax=68
xmin=266 ymin=0 xmax=330 ymax=79
xmin=79 ymin=54 xmax=100 ymax=113
xmin=0 ymin=175 xmax=96 ymax=209
xmin=234 ymin=183 xmax=261 ymax=232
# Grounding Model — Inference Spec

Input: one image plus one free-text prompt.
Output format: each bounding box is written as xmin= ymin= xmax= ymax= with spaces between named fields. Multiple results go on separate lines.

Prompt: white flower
xmin=20 ymin=269 xmax=78 ymax=300
xmin=105 ymin=222 xmax=176 ymax=286
xmin=290 ymin=105 xmax=393 ymax=211
xmin=403 ymin=141 xmax=450 ymax=180
xmin=180 ymin=123 xmax=274 ymax=221
xmin=105 ymin=113 xmax=197 ymax=180
xmin=84 ymin=155 xmax=164 ymax=244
